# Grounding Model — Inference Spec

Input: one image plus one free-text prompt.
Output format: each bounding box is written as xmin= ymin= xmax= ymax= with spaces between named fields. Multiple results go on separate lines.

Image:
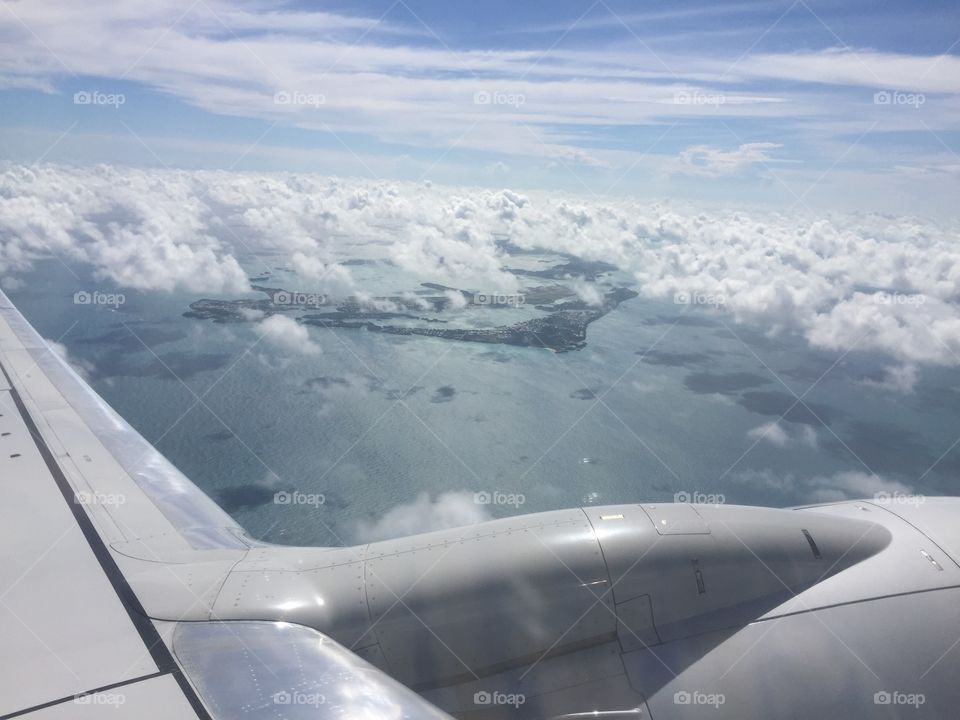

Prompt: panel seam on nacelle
xmin=865 ymin=502 xmax=960 ymax=571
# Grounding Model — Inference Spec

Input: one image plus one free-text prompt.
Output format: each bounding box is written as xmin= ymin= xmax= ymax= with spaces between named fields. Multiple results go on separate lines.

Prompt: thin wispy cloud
xmin=0 ymin=0 xmax=956 ymax=210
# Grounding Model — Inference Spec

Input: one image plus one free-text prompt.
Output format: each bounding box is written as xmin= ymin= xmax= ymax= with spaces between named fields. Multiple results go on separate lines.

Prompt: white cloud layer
xmin=0 ymin=165 xmax=248 ymax=293
xmin=3 ymin=163 xmax=960 ymax=377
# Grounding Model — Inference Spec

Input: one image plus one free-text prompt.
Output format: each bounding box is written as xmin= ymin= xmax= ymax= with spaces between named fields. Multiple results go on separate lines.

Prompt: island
xmin=184 ymin=282 xmax=637 ymax=353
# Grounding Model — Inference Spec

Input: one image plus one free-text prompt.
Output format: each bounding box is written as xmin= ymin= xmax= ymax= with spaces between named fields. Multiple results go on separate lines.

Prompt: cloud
xmin=807 ymin=471 xmax=914 ymax=503
xmin=808 ymin=293 xmax=960 ymax=366
xmin=257 ymin=315 xmax=321 ymax=355
xmin=747 ymin=421 xmax=818 ymax=449
xmin=351 ymin=491 xmax=491 ymax=543
xmin=735 ymin=468 xmax=913 ymax=503
xmin=4 ymin=164 xmax=960 ymax=384
xmin=46 ymin=339 xmax=95 ymax=380
xmin=444 ymin=289 xmax=469 ymax=309
xmin=861 ymin=363 xmax=920 ymax=394
xmin=731 ymin=50 xmax=960 ymax=95
xmin=2 ymin=1 xmax=958 ymax=189
xmin=571 ymin=280 xmax=603 ymax=306
xmin=672 ymin=143 xmax=784 ymax=177
xmin=0 ymin=165 xmax=248 ymax=293
xmin=290 ymin=252 xmax=356 ymax=296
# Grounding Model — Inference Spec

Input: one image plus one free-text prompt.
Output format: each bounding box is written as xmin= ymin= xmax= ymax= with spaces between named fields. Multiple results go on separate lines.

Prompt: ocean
xmin=12 ymin=256 xmax=960 ymax=546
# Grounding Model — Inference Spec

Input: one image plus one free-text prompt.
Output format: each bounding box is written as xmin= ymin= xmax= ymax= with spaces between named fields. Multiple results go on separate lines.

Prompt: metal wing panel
xmin=0 ymin=290 xmax=248 ymax=551
xmin=16 ymin=674 xmax=201 ymax=720
xmin=0 ymin=382 xmax=161 ymax=714
xmin=0 ymin=293 xmax=216 ymax=717
xmin=171 ymin=621 xmax=456 ymax=719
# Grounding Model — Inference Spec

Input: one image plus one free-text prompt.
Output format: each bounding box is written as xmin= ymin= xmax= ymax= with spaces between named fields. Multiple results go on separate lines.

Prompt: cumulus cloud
xmin=257 ymin=315 xmax=321 ymax=355
xmin=3 ymin=164 xmax=960 ymax=385
xmin=747 ymin=421 xmax=818 ymax=449
xmin=0 ymin=165 xmax=248 ymax=293
xmin=808 ymin=293 xmax=960 ymax=366
xmin=290 ymin=252 xmax=356 ymax=296
xmin=351 ymin=491 xmax=492 ymax=543
xmin=444 ymin=289 xmax=469 ymax=310
xmin=46 ymin=339 xmax=95 ymax=380
xmin=572 ymin=280 xmax=604 ymax=306
xmin=736 ymin=468 xmax=913 ymax=503
xmin=806 ymin=471 xmax=914 ymax=503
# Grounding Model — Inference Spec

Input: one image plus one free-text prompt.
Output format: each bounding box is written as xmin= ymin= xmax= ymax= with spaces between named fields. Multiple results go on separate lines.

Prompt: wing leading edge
xmin=0 ymin=289 xmax=454 ymax=719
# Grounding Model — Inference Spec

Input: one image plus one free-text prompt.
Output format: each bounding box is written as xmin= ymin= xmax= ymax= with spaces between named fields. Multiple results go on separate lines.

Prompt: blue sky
xmin=0 ymin=0 xmax=958 ymax=212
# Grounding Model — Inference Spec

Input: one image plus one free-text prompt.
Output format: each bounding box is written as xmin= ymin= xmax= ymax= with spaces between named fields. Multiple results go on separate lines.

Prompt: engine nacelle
xmin=210 ymin=503 xmax=891 ymax=688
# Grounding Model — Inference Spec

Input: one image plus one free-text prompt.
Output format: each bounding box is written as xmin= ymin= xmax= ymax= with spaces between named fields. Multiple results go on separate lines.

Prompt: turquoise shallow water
xmin=12 ymin=259 xmax=960 ymax=546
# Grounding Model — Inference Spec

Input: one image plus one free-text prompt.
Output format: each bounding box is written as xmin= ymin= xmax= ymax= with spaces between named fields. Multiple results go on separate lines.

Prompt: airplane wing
xmin=0 ymin=289 xmax=453 ymax=719
xmin=3 ymin=284 xmax=960 ymax=719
